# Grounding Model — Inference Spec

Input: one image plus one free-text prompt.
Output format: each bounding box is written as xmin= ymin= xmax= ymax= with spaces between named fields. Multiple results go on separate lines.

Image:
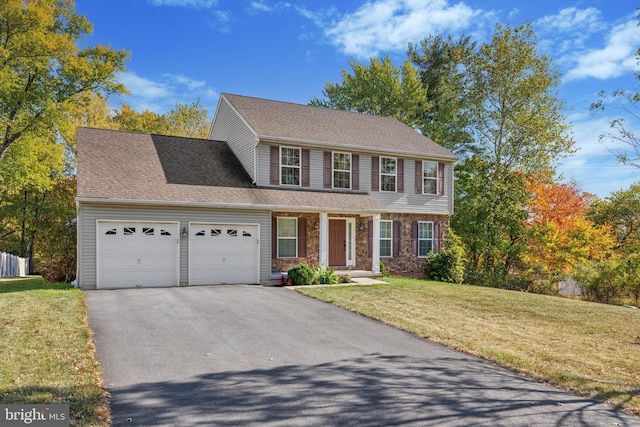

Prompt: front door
xmin=329 ymin=219 xmax=347 ymax=266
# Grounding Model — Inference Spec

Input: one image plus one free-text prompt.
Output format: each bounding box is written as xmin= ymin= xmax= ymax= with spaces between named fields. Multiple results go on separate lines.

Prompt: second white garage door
xmin=189 ymin=223 xmax=259 ymax=285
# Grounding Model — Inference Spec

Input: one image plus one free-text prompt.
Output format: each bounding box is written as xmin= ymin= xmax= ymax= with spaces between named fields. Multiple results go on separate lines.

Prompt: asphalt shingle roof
xmin=221 ymin=93 xmax=458 ymax=160
xmin=76 ymin=127 xmax=385 ymax=212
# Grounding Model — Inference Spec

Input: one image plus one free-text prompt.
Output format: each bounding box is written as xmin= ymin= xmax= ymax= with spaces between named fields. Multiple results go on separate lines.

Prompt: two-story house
xmin=75 ymin=93 xmax=457 ymax=289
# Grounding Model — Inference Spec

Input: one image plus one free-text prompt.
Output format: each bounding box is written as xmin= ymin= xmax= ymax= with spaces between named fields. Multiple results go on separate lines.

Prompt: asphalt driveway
xmin=85 ymin=285 xmax=639 ymax=426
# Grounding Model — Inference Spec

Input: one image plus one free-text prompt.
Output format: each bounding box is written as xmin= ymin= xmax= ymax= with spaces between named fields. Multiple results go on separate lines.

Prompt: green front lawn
xmin=296 ymin=277 xmax=640 ymax=417
xmin=0 ymin=277 xmax=109 ymax=426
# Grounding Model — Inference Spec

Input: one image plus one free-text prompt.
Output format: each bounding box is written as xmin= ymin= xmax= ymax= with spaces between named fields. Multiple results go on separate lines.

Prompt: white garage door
xmin=189 ymin=223 xmax=259 ymax=285
xmin=97 ymin=221 xmax=179 ymax=289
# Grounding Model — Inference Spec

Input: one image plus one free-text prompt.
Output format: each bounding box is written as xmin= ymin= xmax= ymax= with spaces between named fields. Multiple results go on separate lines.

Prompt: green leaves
xmin=310 ymin=56 xmax=428 ymax=130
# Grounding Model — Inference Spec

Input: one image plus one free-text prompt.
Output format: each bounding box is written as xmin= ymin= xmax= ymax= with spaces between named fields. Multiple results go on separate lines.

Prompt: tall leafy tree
xmin=408 ymin=35 xmax=475 ymax=151
xmin=0 ymin=0 xmax=128 ymax=163
xmin=112 ymin=101 xmax=211 ymax=138
xmin=587 ymin=183 xmax=640 ymax=255
xmin=452 ymin=23 xmax=575 ymax=284
xmin=524 ymin=177 xmax=613 ymax=276
xmin=309 ymin=56 xmax=428 ymax=129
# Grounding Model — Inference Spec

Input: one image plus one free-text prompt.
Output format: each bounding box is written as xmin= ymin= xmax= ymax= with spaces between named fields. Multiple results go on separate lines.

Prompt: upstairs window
xmin=281 ymin=147 xmax=301 ymax=186
xmin=380 ymin=157 xmax=397 ymax=192
xmin=333 ymin=152 xmax=351 ymax=189
xmin=423 ymin=161 xmax=438 ymax=195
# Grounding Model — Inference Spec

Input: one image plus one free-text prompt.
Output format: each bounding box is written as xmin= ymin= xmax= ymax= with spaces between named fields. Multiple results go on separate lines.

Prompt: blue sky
xmin=74 ymin=0 xmax=640 ymax=198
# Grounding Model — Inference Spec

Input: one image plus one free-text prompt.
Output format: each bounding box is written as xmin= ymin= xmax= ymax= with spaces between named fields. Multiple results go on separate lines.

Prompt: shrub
xmin=423 ymin=229 xmax=466 ymax=283
xmin=379 ymin=261 xmax=390 ymax=278
xmin=287 ymin=263 xmax=315 ymax=285
xmin=316 ymin=265 xmax=339 ymax=284
xmin=574 ymin=259 xmax=625 ymax=305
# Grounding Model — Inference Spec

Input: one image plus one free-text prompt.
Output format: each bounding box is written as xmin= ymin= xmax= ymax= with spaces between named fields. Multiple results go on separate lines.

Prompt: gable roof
xmin=76 ymin=127 xmax=385 ymax=212
xmin=218 ymin=93 xmax=458 ymax=160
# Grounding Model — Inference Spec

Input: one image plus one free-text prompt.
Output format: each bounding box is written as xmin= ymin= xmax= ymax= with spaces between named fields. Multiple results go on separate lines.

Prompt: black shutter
xmin=367 ymin=220 xmax=373 ymax=257
xmin=438 ymin=162 xmax=445 ymax=195
xmin=302 ymin=149 xmax=310 ymax=187
xmin=298 ymin=218 xmax=307 ymax=258
xmin=393 ymin=220 xmax=401 ymax=257
xmin=324 ymin=151 xmax=332 ymax=188
xmin=270 ymin=146 xmax=279 ymax=185
xmin=411 ymin=221 xmax=419 ymax=255
xmin=415 ymin=160 xmax=422 ymax=194
xmin=352 ymin=154 xmax=359 ymax=190
xmin=434 ymin=222 xmax=441 ymax=252
xmin=397 ymin=159 xmax=404 ymax=193
xmin=272 ymin=217 xmax=278 ymax=258
xmin=372 ymin=156 xmax=379 ymax=191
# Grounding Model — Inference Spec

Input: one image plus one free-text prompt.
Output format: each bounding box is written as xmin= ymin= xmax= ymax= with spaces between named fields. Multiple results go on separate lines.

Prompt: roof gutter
xmin=75 ymin=197 xmax=387 ymax=214
xmin=257 ymin=135 xmax=460 ymax=161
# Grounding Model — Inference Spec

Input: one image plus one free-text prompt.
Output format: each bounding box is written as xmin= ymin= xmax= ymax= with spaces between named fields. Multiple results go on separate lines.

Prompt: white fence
xmin=0 ymin=252 xmax=29 ymax=277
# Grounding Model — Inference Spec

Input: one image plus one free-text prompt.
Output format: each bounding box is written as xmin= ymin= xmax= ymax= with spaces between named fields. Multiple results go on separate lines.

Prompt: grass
xmin=0 ymin=277 xmax=109 ymax=426
xmin=296 ymin=277 xmax=640 ymax=417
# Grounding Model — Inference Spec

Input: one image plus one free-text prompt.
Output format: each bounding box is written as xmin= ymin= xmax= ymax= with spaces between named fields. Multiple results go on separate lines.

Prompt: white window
xmin=380 ymin=220 xmax=393 ymax=258
xmin=277 ymin=218 xmax=297 ymax=258
xmin=418 ymin=221 xmax=434 ymax=257
xmin=380 ymin=157 xmax=397 ymax=192
xmin=333 ymin=152 xmax=351 ymax=189
xmin=281 ymin=147 xmax=301 ymax=186
xmin=423 ymin=161 xmax=438 ymax=195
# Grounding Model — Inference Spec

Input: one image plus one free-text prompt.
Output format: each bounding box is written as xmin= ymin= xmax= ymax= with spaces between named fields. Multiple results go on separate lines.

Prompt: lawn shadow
xmin=109 ymin=354 xmax=637 ymax=426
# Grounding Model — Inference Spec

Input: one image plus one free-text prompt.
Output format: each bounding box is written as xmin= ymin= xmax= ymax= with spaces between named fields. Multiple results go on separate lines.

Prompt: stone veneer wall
xmin=272 ymin=212 xmax=320 ymax=273
xmin=359 ymin=213 xmax=450 ymax=276
xmin=271 ymin=211 xmax=449 ymax=276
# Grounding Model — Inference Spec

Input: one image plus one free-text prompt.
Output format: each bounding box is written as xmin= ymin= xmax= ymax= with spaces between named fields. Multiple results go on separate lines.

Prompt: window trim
xmin=280 ymin=146 xmax=301 ymax=186
xmin=379 ymin=220 xmax=393 ymax=258
xmin=332 ymin=151 xmax=352 ymax=190
xmin=418 ymin=221 xmax=434 ymax=257
xmin=422 ymin=160 xmax=438 ymax=195
xmin=380 ymin=156 xmax=397 ymax=193
xmin=277 ymin=217 xmax=298 ymax=258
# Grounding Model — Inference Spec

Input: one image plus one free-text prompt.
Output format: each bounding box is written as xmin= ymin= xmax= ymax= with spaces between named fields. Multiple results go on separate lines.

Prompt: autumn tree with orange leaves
xmin=524 ymin=177 xmax=615 ymax=277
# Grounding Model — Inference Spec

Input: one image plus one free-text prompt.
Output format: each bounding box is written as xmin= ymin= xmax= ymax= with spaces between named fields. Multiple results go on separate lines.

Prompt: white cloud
xmin=149 ymin=0 xmax=218 ymax=8
xmin=207 ymin=9 xmax=233 ymax=32
xmin=114 ymin=71 xmax=218 ymax=114
xmin=313 ymin=0 xmax=480 ymax=58
xmin=536 ymin=7 xmax=603 ymax=35
xmin=248 ymin=0 xmax=272 ymax=15
xmin=566 ymin=19 xmax=640 ymax=81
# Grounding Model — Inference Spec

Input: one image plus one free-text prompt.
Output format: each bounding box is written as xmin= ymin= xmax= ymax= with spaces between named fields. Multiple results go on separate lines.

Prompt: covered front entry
xmin=189 ymin=223 xmax=260 ymax=285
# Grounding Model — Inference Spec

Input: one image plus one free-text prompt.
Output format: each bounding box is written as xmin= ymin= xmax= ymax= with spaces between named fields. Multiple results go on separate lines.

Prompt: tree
xmin=112 ymin=100 xmax=211 ymax=138
xmin=309 ymin=56 xmax=428 ymax=129
xmin=587 ymin=183 xmax=640 ymax=255
xmin=0 ymin=0 xmax=129 ymax=163
xmin=524 ymin=177 xmax=613 ymax=276
xmin=408 ymin=35 xmax=475 ymax=151
xmin=452 ymin=23 xmax=575 ymax=285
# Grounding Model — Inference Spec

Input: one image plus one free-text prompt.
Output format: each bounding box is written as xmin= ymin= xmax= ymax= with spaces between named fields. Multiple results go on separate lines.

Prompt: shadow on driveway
xmin=111 ymin=353 xmax=631 ymax=427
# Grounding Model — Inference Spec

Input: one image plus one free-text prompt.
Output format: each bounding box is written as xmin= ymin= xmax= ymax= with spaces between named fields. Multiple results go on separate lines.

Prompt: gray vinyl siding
xmin=256 ymin=145 xmax=454 ymax=215
xmin=210 ymin=98 xmax=257 ymax=182
xmin=77 ymin=202 xmax=270 ymax=289
xmin=369 ymin=160 xmax=454 ymax=215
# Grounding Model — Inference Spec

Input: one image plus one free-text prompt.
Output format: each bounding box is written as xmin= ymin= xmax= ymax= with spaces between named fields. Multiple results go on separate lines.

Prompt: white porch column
xmin=319 ymin=212 xmax=328 ymax=267
xmin=372 ymin=213 xmax=381 ymax=274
